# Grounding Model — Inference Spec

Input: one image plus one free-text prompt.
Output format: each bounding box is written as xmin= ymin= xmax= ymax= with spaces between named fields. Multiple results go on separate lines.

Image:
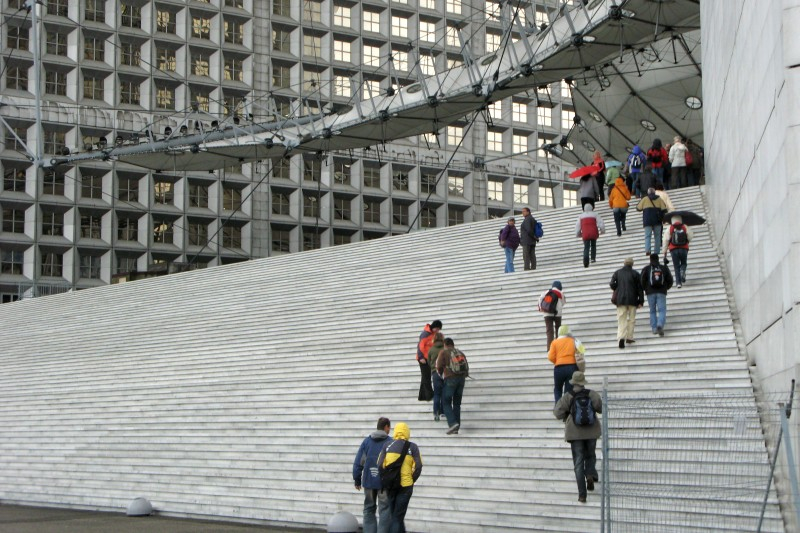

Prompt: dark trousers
xmin=582 ymin=239 xmax=596 ymax=266
xmin=418 ymin=362 xmax=433 ymax=401
xmin=673 ymin=166 xmax=688 ymax=188
xmin=554 ymin=363 xmax=578 ymax=402
xmin=612 ymin=208 xmax=628 ymax=235
xmin=388 ymin=486 xmax=414 ymax=533
xmin=521 ymin=243 xmax=537 ymax=270
xmin=571 ymin=439 xmax=598 ymax=498
xmin=670 ymin=247 xmax=688 ymax=283
xmin=595 ymin=174 xmax=605 ymax=200
xmin=544 ymin=315 xmax=561 ymax=351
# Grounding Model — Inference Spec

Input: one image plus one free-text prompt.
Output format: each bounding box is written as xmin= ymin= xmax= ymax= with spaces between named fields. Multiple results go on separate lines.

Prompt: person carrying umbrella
xmin=663 ymin=214 xmax=694 ymax=288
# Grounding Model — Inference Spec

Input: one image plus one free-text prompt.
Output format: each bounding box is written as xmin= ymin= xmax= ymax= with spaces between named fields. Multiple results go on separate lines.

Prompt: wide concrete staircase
xmin=0 ymin=186 xmax=784 ymax=532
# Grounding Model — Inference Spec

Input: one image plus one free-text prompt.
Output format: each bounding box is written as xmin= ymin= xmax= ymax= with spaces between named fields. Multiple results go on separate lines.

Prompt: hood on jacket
xmin=632 ymin=145 xmax=643 ymax=155
xmin=393 ymin=422 xmax=410 ymax=441
xmin=615 ymin=177 xmax=626 ymax=187
xmin=370 ymin=429 xmax=390 ymax=441
xmin=558 ymin=325 xmax=571 ymax=337
xmin=583 ymin=203 xmax=594 ymax=212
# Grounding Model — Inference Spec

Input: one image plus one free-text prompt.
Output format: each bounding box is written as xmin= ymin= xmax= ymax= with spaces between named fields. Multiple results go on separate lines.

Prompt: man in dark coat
xmin=353 ymin=417 xmax=393 ymax=533
xmin=641 ymin=253 xmax=674 ymax=336
xmin=519 ymin=207 xmax=539 ymax=270
xmin=610 ymin=257 xmax=644 ymax=349
xmin=553 ymin=371 xmax=602 ymax=503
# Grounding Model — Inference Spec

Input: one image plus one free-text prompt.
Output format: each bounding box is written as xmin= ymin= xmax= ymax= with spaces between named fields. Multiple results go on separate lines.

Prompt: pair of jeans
xmin=652 ymin=166 xmax=664 ymax=186
xmin=612 ymin=208 xmax=628 ymax=235
xmin=504 ymin=247 xmax=516 ymax=273
xmin=521 ymin=243 xmax=537 ymax=270
xmin=570 ymin=439 xmax=598 ymax=498
xmin=388 ymin=486 xmax=414 ymax=533
xmin=647 ymin=292 xmax=667 ymax=331
xmin=616 ymin=305 xmax=637 ymax=341
xmin=582 ymin=239 xmax=596 ymax=266
xmin=363 ymin=488 xmax=391 ymax=533
xmin=544 ymin=315 xmax=562 ymax=350
xmin=553 ymin=363 xmax=578 ymax=403
xmin=443 ymin=376 xmax=465 ymax=427
xmin=670 ymin=248 xmax=688 ymax=283
xmin=417 ymin=362 xmax=433 ymax=401
xmin=644 ymin=225 xmax=662 ymax=255
xmin=431 ymin=371 xmax=444 ymax=417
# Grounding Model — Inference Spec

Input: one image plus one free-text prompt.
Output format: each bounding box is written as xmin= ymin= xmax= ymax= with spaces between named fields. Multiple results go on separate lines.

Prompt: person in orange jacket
xmin=608 ymin=176 xmax=632 ymax=237
xmin=547 ymin=325 xmax=584 ymax=402
xmin=416 ymin=320 xmax=441 ymax=402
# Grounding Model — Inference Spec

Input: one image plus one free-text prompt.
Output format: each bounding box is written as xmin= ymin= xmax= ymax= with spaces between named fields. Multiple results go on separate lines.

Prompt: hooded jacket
xmin=499 ymin=223 xmax=520 ymax=250
xmin=417 ymin=324 xmax=435 ymax=363
xmin=547 ymin=327 xmax=578 ymax=367
xmin=636 ymin=192 xmax=667 ymax=227
xmin=669 ymin=141 xmax=688 ymax=167
xmin=626 ymin=146 xmax=645 ymax=175
xmin=605 ymin=166 xmax=621 ymax=187
xmin=575 ymin=204 xmax=605 ymax=241
xmin=608 ymin=177 xmax=631 ymax=209
xmin=353 ymin=429 xmax=393 ymax=490
xmin=610 ymin=265 xmax=644 ymax=307
xmin=378 ymin=423 xmax=422 ymax=488
xmin=641 ymin=259 xmax=674 ymax=295
xmin=553 ymin=385 xmax=603 ymax=441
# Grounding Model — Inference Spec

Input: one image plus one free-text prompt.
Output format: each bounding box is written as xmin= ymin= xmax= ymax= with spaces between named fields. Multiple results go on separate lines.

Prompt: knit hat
xmin=552 ymin=280 xmax=563 ymax=290
xmin=624 ymin=257 xmax=634 ymax=267
xmin=569 ymin=371 xmax=587 ymax=386
xmin=430 ymin=320 xmax=442 ymax=330
xmin=558 ymin=325 xmax=571 ymax=337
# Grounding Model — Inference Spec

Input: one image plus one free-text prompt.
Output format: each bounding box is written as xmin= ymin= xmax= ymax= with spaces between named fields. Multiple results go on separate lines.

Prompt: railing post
xmin=602 ymin=376 xmax=609 ymax=533
xmin=780 ymin=406 xmax=800 ymax=529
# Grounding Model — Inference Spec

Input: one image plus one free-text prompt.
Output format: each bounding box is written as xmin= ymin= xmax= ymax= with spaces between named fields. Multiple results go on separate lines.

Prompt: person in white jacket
xmin=668 ymin=136 xmax=689 ymax=189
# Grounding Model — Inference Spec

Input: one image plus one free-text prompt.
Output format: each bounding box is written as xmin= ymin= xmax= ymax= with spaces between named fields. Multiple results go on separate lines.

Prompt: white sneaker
xmin=446 ymin=423 xmax=460 ymax=435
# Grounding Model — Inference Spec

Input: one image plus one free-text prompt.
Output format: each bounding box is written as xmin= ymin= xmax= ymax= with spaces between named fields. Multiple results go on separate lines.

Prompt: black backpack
xmin=650 ymin=150 xmax=662 ymax=164
xmin=570 ymin=389 xmax=596 ymax=426
xmin=379 ymin=440 xmax=410 ymax=491
xmin=539 ymin=289 xmax=560 ymax=314
xmin=649 ymin=265 xmax=665 ymax=289
xmin=670 ymin=225 xmax=688 ymax=246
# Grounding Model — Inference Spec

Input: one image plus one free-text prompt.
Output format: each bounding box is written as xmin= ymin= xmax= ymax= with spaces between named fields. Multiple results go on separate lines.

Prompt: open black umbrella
xmin=663 ymin=210 xmax=705 ymax=226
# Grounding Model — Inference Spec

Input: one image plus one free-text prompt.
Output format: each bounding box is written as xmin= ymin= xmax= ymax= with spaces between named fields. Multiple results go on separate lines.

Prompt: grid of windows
xmin=486 ymin=32 xmax=501 ymax=53
xmin=513 ymin=133 xmax=528 ymax=153
xmin=488 ymin=180 xmax=503 ymax=201
xmin=392 ymin=202 xmax=408 ymax=225
xmin=392 ymin=16 xmax=408 ymax=38
xmin=334 ymin=5 xmax=351 ymax=27
xmin=45 ymin=71 xmax=67 ymax=96
xmin=364 ymin=45 xmax=381 ymax=67
xmin=562 ymin=109 xmax=575 ymax=130
xmin=188 ymin=223 xmax=208 ymax=245
xmin=420 ymin=21 xmax=436 ymax=42
xmin=487 ymin=131 xmax=503 ymax=152
xmin=41 ymin=252 xmax=63 ymax=277
xmin=514 ymin=183 xmax=528 ymax=205
xmin=223 ymin=186 xmax=242 ymax=210
xmin=488 ymin=101 xmax=502 ymax=120
xmin=448 ymin=207 xmax=464 ymax=226
xmin=448 ymin=175 xmax=464 ymax=197
xmin=118 ymin=217 xmax=138 ymax=241
xmin=79 ymin=255 xmax=102 ymax=279
xmin=304 ymin=0 xmax=322 ymax=22
xmin=192 ymin=17 xmax=212 ymax=39
xmin=538 ymin=106 xmax=552 ymax=127
xmin=225 ymin=20 xmax=244 ymax=45
xmin=80 ymin=214 xmax=102 ymax=239
xmin=46 ymin=31 xmax=67 ymax=56
xmin=563 ymin=188 xmax=578 ymax=207
xmin=364 ymin=11 xmax=380 ymax=33
xmin=512 ymin=102 xmax=528 ymax=123
xmin=334 ymin=40 xmax=351 ymax=63
xmin=0 ymin=249 xmax=23 ymax=275
xmin=363 ymin=200 xmax=381 ymax=223
xmin=447 ymin=126 xmax=463 ymax=147
xmin=539 ymin=186 xmax=554 ymax=207
xmin=2 ymin=208 xmax=25 ymax=233
xmin=222 ymin=226 xmax=242 ymax=248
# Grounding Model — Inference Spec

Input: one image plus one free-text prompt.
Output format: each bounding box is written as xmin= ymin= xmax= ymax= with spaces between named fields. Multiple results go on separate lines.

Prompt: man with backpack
xmin=636 ymin=187 xmax=668 ymax=256
xmin=664 ymin=214 xmax=693 ymax=288
xmin=538 ymin=281 xmax=565 ymax=350
xmin=519 ymin=207 xmax=540 ymax=271
xmin=641 ymin=253 xmax=674 ymax=337
xmin=553 ymin=371 xmax=602 ymax=504
xmin=436 ymin=337 xmax=469 ymax=435
xmin=377 ymin=422 xmax=422 ymax=533
xmin=626 ymin=145 xmax=645 ymax=195
xmin=353 ymin=417 xmax=393 ymax=533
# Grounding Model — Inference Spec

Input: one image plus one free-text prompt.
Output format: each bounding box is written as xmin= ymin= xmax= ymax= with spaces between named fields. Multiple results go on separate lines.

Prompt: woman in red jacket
xmin=646 ymin=139 xmax=669 ymax=187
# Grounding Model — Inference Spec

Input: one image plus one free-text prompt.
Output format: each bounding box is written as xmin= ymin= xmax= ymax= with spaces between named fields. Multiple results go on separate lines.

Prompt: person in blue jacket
xmin=353 ymin=417 xmax=393 ymax=533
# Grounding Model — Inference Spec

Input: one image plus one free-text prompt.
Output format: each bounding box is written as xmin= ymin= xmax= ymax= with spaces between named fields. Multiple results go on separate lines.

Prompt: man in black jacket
xmin=519 ymin=207 xmax=539 ymax=270
xmin=610 ymin=257 xmax=644 ymax=349
xmin=641 ymin=253 xmax=674 ymax=337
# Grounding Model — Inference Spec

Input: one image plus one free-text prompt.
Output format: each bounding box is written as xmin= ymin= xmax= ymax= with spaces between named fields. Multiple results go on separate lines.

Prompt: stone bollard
xmin=126 ymin=497 xmax=153 ymax=517
xmin=327 ymin=510 xmax=359 ymax=533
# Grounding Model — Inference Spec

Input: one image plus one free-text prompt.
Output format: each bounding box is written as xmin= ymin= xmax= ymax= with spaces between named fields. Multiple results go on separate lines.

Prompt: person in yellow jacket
xmin=608 ymin=176 xmax=632 ymax=236
xmin=377 ymin=422 xmax=422 ymax=533
xmin=547 ymin=325 xmax=585 ymax=403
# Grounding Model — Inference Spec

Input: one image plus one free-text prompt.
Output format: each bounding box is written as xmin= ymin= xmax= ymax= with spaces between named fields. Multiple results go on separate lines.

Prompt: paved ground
xmin=0 ymin=504 xmax=324 ymax=533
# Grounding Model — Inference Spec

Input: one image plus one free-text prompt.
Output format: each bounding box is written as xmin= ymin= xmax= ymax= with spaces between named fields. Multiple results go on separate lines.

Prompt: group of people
xmin=498 ymin=207 xmax=539 ymax=273
xmin=628 ymin=137 xmax=703 ymax=196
